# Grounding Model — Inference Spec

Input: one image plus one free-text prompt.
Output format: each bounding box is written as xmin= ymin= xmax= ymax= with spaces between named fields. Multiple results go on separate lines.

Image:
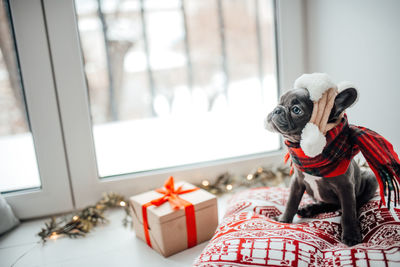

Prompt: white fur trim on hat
xmin=300 ymin=123 xmax=326 ymax=157
xmin=337 ymin=81 xmax=354 ymax=92
xmin=294 ymin=73 xmax=337 ymax=102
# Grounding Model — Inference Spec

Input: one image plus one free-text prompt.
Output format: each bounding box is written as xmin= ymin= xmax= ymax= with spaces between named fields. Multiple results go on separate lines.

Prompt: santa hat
xmin=294 ymin=73 xmax=357 ymax=157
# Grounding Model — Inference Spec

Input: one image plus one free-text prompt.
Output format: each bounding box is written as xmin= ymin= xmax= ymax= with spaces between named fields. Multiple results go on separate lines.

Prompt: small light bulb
xmin=49 ymin=232 xmax=59 ymax=240
xmin=226 ymin=184 xmax=233 ymax=191
xmin=119 ymin=201 xmax=126 ymax=207
xmin=247 ymin=174 xmax=254 ymax=180
xmin=257 ymin=167 xmax=263 ymax=173
xmin=72 ymin=215 xmax=79 ymax=221
xmin=202 ymin=180 xmax=210 ymax=187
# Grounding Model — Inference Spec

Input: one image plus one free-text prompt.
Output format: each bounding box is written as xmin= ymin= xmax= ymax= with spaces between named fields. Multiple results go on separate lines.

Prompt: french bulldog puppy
xmin=266 ymin=87 xmax=378 ymax=246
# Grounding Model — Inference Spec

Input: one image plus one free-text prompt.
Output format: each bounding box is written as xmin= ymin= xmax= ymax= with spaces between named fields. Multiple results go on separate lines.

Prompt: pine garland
xmin=38 ymin=193 xmax=131 ymax=242
xmin=196 ymin=166 xmax=291 ymax=195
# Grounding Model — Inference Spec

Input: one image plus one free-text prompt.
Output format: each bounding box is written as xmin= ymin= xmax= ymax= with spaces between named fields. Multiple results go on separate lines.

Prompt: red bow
xmin=150 ymin=176 xmax=199 ymax=209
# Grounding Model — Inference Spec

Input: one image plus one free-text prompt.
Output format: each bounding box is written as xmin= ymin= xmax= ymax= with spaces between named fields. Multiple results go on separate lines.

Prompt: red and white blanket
xmin=193 ymin=187 xmax=400 ymax=266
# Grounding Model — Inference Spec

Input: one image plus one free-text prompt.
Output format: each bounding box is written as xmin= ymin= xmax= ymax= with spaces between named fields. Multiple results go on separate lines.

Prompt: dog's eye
xmin=291 ymin=106 xmax=302 ymax=115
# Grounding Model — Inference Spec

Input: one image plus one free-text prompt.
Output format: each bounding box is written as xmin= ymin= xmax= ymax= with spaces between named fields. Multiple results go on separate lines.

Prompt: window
xmin=5 ymin=0 xmax=301 ymax=215
xmin=74 ymin=0 xmax=279 ymax=178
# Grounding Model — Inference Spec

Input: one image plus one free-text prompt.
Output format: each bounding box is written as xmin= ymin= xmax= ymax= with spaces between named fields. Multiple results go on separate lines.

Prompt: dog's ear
xmin=328 ymin=88 xmax=358 ymax=122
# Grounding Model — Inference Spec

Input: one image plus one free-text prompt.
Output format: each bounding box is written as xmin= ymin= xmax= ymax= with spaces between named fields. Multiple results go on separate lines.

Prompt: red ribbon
xmin=142 ymin=176 xmax=199 ymax=249
xmin=284 ymin=152 xmax=294 ymax=176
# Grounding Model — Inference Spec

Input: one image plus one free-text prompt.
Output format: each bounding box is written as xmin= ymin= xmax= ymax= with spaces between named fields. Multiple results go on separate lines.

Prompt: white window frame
xmin=3 ymin=0 xmax=74 ymax=219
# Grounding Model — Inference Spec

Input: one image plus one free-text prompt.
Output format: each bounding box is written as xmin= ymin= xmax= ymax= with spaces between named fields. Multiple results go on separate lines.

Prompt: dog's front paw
xmin=342 ymin=231 xmax=362 ymax=246
xmin=297 ymin=203 xmax=340 ymax=218
xmin=273 ymin=215 xmax=292 ymax=223
xmin=297 ymin=205 xmax=315 ymax=218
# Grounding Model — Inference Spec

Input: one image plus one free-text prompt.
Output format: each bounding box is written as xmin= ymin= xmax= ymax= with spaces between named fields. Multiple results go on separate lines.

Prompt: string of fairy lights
xmin=196 ymin=166 xmax=291 ymax=195
xmin=38 ymin=193 xmax=131 ymax=242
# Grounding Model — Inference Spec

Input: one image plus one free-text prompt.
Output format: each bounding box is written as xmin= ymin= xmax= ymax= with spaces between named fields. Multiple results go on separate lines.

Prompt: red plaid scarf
xmin=285 ymin=114 xmax=400 ymax=208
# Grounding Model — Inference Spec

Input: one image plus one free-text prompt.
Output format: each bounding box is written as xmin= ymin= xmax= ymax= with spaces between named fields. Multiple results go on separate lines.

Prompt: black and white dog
xmin=266 ymin=85 xmax=378 ymax=246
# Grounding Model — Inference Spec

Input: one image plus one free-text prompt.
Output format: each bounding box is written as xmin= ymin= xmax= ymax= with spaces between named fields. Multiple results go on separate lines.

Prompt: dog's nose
xmin=273 ymin=107 xmax=283 ymax=115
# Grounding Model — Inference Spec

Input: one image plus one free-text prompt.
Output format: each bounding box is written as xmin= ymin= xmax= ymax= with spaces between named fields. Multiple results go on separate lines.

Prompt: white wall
xmin=276 ymin=0 xmax=307 ymax=91
xmin=305 ymin=0 xmax=400 ymax=150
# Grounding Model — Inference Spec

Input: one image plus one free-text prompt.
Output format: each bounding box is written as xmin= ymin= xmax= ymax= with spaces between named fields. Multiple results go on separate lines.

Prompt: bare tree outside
xmin=75 ymin=0 xmax=276 ymax=125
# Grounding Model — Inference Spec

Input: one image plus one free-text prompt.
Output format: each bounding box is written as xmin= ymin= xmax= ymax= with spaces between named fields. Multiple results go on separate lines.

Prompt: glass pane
xmin=0 ymin=0 xmax=41 ymax=192
xmin=75 ymin=0 xmax=279 ymax=177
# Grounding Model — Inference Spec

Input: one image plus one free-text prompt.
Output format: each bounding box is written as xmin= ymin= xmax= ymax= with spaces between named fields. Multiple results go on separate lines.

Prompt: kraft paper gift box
xmin=129 ymin=177 xmax=218 ymax=257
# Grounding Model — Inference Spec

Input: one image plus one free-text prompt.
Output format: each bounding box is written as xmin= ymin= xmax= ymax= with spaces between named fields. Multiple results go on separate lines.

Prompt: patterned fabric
xmin=285 ymin=115 xmax=400 ymax=208
xmin=193 ymin=187 xmax=400 ymax=267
